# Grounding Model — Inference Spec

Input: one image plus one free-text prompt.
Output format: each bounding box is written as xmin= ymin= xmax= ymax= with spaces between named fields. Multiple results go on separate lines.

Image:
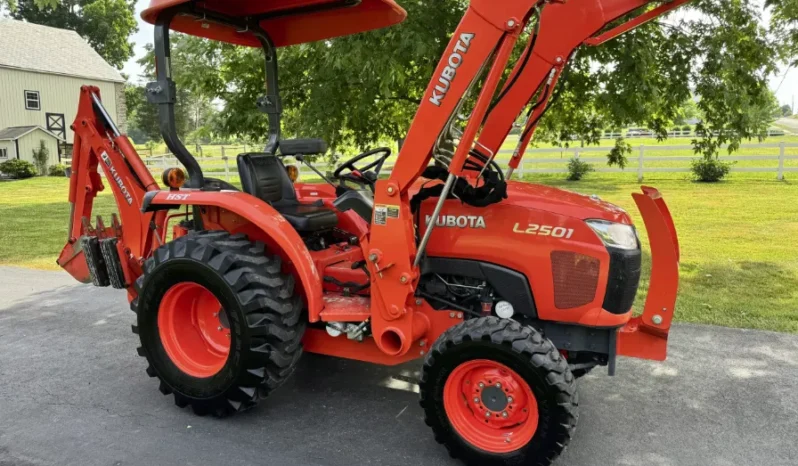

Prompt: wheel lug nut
xmin=507 ymin=396 xmax=513 ymax=403
xmin=485 ymin=411 xmax=491 ymax=418
xmin=478 ymin=382 xmax=484 ymax=388
xmin=474 ymin=397 xmax=480 ymax=404
xmin=502 ymin=411 xmax=508 ymax=418
xmin=217 ymin=326 xmax=223 ymax=331
xmin=496 ymin=382 xmax=502 ymax=388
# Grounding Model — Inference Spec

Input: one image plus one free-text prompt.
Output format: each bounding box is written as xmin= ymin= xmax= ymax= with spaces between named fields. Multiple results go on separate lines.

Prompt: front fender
xmin=144 ymin=190 xmax=324 ymax=317
xmin=617 ymin=186 xmax=680 ymax=361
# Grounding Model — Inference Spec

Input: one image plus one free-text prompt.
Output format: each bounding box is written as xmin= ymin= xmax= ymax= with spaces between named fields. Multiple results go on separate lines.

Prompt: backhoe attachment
xmin=57 ymin=86 xmax=165 ymax=289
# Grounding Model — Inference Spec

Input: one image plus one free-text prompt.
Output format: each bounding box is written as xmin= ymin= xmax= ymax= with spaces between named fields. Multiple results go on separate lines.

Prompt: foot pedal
xmin=100 ymin=238 xmax=126 ymax=289
xmin=81 ymin=237 xmax=109 ymax=287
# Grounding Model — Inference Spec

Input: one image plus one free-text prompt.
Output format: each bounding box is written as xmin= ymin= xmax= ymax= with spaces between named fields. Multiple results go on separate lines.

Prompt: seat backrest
xmin=237 ymin=153 xmax=298 ymax=204
xmin=279 ymin=138 xmax=327 ymax=156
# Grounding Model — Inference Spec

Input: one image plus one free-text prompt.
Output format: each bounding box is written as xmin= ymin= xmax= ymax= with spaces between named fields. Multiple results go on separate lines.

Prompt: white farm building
xmin=0 ymin=19 xmax=126 ymax=164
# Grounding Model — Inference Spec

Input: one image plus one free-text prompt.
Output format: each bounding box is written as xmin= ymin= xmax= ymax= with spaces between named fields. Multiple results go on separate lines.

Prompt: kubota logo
xmin=429 ymin=33 xmax=475 ymax=107
xmin=100 ymin=151 xmax=133 ymax=206
xmin=426 ymin=214 xmax=486 ymax=229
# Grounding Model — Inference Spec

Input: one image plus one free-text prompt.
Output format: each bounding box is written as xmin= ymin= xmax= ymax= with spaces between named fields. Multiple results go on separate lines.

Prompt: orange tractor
xmin=59 ymin=0 xmax=688 ymax=464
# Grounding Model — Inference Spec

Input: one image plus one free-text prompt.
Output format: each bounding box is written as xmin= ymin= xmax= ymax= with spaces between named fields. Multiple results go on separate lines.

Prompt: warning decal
xmin=374 ymin=205 xmax=388 ymax=225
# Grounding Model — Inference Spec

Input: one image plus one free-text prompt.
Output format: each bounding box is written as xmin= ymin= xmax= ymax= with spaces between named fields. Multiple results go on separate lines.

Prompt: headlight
xmin=586 ymin=220 xmax=639 ymax=250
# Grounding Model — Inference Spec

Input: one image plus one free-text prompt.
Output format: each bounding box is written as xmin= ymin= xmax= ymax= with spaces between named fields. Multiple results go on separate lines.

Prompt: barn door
xmin=46 ymin=113 xmax=66 ymax=161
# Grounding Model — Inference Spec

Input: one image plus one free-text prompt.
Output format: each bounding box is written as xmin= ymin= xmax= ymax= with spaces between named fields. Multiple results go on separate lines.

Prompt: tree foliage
xmin=767 ymin=0 xmax=798 ymax=67
xmin=126 ymin=43 xmax=220 ymax=145
xmin=146 ymin=1 xmax=795 ymax=164
xmin=5 ymin=0 xmax=137 ymax=68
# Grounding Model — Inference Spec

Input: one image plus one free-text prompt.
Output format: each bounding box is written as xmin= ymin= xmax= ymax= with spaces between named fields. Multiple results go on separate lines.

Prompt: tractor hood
xmin=503 ymin=181 xmax=632 ymax=224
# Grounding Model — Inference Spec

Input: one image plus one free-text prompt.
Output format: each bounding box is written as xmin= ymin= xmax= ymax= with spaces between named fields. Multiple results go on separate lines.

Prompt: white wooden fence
xmin=513 ymin=141 xmax=797 ymax=181
xmin=139 ymin=141 xmax=797 ymax=183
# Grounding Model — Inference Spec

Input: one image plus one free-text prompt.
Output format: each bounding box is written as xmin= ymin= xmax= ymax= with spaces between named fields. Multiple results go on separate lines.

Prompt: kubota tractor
xmin=58 ymin=1 xmax=687 ymax=464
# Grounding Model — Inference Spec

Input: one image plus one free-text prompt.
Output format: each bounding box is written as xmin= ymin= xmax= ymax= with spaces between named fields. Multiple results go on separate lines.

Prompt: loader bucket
xmin=617 ymin=186 xmax=680 ymax=361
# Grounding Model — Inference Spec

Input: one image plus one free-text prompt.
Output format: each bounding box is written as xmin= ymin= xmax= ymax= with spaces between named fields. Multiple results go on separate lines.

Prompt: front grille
xmin=602 ymin=246 xmax=642 ymax=314
xmin=551 ymin=251 xmax=600 ymax=309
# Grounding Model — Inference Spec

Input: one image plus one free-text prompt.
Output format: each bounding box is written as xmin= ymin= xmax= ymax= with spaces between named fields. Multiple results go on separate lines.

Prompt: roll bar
xmin=147 ymin=6 xmax=283 ymax=188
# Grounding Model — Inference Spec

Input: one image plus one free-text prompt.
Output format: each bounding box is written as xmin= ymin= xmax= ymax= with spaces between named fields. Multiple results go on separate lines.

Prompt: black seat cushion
xmin=276 ymin=204 xmax=339 ymax=232
xmin=237 ymin=153 xmax=338 ymax=232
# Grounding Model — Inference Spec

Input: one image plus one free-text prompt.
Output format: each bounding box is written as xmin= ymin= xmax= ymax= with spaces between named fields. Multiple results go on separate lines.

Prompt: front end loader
xmin=58 ymin=1 xmax=688 ymax=464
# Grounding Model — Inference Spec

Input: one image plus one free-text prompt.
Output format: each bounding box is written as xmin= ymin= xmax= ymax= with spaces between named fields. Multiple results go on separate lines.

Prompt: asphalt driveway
xmin=776 ymin=117 xmax=798 ymax=133
xmin=1 ymin=266 xmax=796 ymax=466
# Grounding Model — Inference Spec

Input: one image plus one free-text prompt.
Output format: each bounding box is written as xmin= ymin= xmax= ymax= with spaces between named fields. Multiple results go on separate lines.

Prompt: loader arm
xmin=367 ymin=0 xmax=692 ymax=357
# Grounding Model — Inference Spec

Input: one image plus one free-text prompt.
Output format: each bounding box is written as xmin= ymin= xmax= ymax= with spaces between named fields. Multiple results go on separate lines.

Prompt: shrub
xmin=48 ymin=164 xmax=67 ymax=177
xmin=607 ymin=137 xmax=632 ymax=169
xmin=0 ymin=159 xmax=36 ymax=179
xmin=691 ymin=158 xmax=732 ymax=182
xmin=567 ymin=157 xmax=594 ymax=181
xmin=31 ymin=140 xmax=49 ymax=175
xmin=681 ymin=125 xmax=692 ymax=132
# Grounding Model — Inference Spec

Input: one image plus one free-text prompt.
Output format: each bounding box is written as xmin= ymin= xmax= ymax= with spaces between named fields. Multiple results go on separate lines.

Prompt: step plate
xmin=320 ymin=294 xmax=370 ymax=322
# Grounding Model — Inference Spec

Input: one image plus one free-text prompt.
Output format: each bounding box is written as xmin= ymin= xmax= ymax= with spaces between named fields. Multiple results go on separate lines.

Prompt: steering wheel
xmin=333 ymin=147 xmax=391 ymax=190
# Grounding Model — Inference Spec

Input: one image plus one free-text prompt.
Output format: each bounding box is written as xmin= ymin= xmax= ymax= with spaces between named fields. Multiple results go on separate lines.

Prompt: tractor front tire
xmin=420 ymin=317 xmax=578 ymax=466
xmin=131 ymin=231 xmax=304 ymax=417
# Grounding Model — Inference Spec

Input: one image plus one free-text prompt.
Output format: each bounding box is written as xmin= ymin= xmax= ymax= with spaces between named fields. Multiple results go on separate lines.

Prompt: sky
xmin=123 ymin=0 xmax=796 ymax=108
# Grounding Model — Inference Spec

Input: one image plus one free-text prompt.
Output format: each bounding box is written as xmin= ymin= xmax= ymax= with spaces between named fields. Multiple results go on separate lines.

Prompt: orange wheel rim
xmin=443 ymin=359 xmax=539 ymax=453
xmin=157 ymin=282 xmax=230 ymax=378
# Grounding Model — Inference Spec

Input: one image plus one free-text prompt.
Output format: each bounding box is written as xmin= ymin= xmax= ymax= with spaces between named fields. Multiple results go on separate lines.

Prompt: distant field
xmin=1 ymin=175 xmax=796 ymax=334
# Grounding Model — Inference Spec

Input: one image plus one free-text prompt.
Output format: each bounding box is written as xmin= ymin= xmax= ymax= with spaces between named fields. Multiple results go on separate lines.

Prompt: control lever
xmin=295 ymin=154 xmax=338 ymax=188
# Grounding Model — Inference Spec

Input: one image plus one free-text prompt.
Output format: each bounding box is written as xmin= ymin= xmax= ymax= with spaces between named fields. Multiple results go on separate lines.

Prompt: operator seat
xmin=237 ymin=153 xmax=338 ymax=233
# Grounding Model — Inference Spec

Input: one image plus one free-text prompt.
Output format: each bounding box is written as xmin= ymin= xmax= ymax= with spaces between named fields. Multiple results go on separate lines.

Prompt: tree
xmin=5 ymin=0 xmax=137 ymax=69
xmin=31 ymin=139 xmax=49 ymax=175
xmin=111 ymin=1 xmax=797 ymax=163
xmin=782 ymin=104 xmax=794 ymax=117
xmin=767 ymin=0 xmax=798 ymax=67
xmin=135 ymin=41 xmax=225 ymax=145
xmin=125 ymin=83 xmax=161 ymax=143
xmin=675 ymin=98 xmax=701 ymax=125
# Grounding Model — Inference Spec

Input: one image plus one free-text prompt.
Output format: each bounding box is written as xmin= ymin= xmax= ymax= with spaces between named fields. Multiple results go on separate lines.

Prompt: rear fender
xmin=617 ymin=187 xmax=680 ymax=361
xmin=144 ymin=190 xmax=323 ymax=317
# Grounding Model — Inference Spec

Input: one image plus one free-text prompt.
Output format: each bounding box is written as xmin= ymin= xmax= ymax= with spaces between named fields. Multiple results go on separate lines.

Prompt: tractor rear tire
xmin=420 ymin=317 xmax=578 ymax=466
xmin=131 ymin=230 xmax=304 ymax=417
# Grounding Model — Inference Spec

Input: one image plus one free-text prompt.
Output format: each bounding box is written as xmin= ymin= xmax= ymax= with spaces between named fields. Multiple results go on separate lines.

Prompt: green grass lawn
xmin=1 ymin=175 xmax=796 ymax=333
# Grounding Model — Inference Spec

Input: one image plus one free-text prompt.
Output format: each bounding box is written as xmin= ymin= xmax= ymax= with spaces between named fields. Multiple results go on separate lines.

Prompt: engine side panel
xmin=419 ymin=199 xmax=629 ymax=327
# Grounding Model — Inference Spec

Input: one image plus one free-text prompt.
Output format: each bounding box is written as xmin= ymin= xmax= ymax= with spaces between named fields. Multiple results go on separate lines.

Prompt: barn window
xmin=25 ymin=91 xmax=40 ymax=110
xmin=0 ymin=148 xmax=7 ymax=159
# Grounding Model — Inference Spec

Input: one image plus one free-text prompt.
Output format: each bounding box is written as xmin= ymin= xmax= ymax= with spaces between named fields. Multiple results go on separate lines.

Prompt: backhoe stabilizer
xmin=617 ymin=186 xmax=680 ymax=361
